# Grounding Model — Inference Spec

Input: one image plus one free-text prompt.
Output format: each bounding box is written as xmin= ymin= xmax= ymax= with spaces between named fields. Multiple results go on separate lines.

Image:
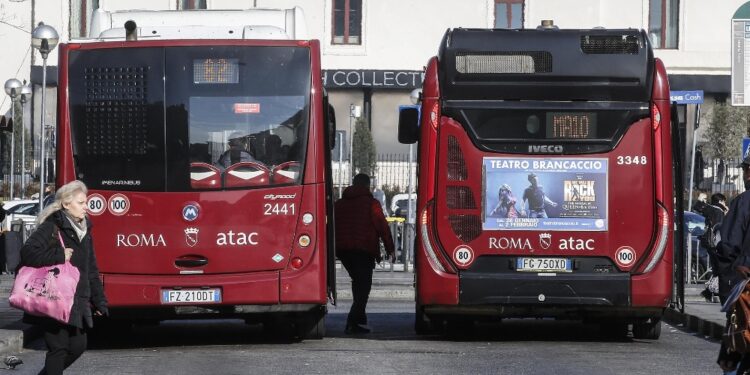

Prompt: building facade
xmin=0 ymin=0 xmax=744 ymax=177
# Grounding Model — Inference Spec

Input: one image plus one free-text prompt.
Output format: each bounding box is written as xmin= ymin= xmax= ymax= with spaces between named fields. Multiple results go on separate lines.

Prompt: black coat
xmin=19 ymin=210 xmax=107 ymax=329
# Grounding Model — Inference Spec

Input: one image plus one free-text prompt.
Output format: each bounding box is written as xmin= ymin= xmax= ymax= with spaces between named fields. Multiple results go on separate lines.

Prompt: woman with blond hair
xmin=20 ymin=180 xmax=108 ymax=374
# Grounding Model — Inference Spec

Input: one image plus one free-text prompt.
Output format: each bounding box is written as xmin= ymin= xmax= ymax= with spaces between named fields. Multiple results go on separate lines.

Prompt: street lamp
xmin=348 ymin=104 xmax=361 ymax=180
xmin=4 ymin=78 xmax=22 ymax=200
xmin=20 ymin=82 xmax=32 ymax=198
xmin=31 ymin=22 xmax=58 ymax=212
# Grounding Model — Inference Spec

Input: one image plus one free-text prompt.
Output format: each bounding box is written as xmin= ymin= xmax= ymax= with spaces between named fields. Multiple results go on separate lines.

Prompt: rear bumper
xmin=460 ymin=272 xmax=630 ymax=306
xmin=418 ymin=271 xmax=665 ymax=319
xmin=102 ymin=271 xmax=326 ymax=318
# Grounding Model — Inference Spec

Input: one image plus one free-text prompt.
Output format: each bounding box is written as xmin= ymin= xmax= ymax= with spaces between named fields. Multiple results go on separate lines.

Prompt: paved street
xmin=4 ymin=299 xmax=720 ymax=375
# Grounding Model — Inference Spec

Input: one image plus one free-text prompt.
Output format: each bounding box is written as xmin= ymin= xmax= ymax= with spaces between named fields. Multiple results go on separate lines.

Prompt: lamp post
xmin=20 ymin=82 xmax=31 ymax=198
xmin=348 ymin=104 xmax=361 ymax=181
xmin=4 ymin=78 xmax=22 ymax=200
xmin=31 ymin=22 xmax=59 ymax=212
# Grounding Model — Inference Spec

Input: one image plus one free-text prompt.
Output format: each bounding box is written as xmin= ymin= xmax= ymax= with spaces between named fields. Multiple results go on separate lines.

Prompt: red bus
xmin=55 ymin=8 xmax=336 ymax=338
xmin=399 ymin=24 xmax=673 ymax=339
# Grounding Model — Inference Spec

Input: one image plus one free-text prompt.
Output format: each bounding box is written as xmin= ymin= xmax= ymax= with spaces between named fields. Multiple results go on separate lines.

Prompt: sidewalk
xmin=0 ymin=269 xmax=725 ymax=356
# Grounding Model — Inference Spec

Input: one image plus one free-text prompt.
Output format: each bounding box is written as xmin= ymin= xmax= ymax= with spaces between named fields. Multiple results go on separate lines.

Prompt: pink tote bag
xmin=8 ymin=230 xmax=80 ymax=324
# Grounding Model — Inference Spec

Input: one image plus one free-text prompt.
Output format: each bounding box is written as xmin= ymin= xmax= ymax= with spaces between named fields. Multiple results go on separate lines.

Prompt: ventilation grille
xmin=447 ymin=186 xmax=477 ymax=209
xmin=448 ymin=215 xmax=482 ymax=243
xmin=455 ymin=52 xmax=552 ymax=74
xmin=447 ymin=136 xmax=468 ymax=181
xmin=83 ymin=66 xmax=149 ymax=156
xmin=580 ymin=35 xmax=640 ymax=54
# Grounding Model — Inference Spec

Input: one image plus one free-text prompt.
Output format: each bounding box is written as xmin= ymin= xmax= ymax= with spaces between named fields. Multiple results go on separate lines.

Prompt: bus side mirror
xmin=398 ymin=108 xmax=419 ymax=144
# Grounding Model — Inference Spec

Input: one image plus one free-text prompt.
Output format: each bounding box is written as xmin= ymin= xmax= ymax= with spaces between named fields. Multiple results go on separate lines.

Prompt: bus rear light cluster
xmin=429 ymin=101 xmax=440 ymax=129
xmin=291 ymin=257 xmax=303 ymax=269
xmin=651 ymin=103 xmax=661 ymax=131
xmin=446 ymin=186 xmax=476 ymax=209
xmin=448 ymin=214 xmax=482 ymax=243
xmin=298 ymin=235 xmax=311 ymax=247
xmin=641 ymin=204 xmax=670 ymax=273
xmin=420 ymin=206 xmax=448 ymax=273
xmin=447 ymin=136 xmax=468 ymax=181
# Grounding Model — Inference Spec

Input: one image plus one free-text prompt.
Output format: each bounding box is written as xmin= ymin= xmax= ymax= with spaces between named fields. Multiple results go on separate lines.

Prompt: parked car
xmin=2 ymin=199 xmax=39 ymax=232
xmin=390 ymin=193 xmax=416 ymax=223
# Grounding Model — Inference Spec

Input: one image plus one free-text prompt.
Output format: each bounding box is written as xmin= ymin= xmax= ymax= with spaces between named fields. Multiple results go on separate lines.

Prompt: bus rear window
xmin=67 ymin=46 xmax=311 ymax=192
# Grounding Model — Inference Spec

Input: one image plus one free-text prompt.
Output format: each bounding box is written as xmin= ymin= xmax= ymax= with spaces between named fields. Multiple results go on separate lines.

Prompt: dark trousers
xmin=39 ymin=323 xmax=87 ymax=375
xmin=339 ymin=251 xmax=375 ymax=327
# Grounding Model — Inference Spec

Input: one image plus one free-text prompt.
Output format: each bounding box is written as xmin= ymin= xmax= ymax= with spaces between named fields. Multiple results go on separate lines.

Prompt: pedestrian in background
xmin=334 ymin=173 xmax=395 ymax=334
xmin=20 ymin=180 xmax=108 ymax=375
xmin=716 ymin=155 xmax=750 ymax=374
xmin=42 ymin=185 xmax=55 ymax=208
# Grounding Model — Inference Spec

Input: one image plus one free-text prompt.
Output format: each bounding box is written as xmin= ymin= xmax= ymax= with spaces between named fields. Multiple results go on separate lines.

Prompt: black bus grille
xmin=447 ymin=136 xmax=468 ymax=181
xmin=448 ymin=214 xmax=482 ymax=243
xmin=83 ymin=66 xmax=149 ymax=156
xmin=455 ymin=51 xmax=552 ymax=74
xmin=580 ymin=35 xmax=640 ymax=54
xmin=447 ymin=186 xmax=477 ymax=209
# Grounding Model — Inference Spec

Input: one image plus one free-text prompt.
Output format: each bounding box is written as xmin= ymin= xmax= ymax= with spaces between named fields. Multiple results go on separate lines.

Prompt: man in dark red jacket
xmin=335 ymin=173 xmax=395 ymax=334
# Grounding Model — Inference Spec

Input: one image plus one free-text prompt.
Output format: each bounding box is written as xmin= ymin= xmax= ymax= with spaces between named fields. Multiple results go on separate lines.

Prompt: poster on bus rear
xmin=482 ymin=157 xmax=608 ymax=231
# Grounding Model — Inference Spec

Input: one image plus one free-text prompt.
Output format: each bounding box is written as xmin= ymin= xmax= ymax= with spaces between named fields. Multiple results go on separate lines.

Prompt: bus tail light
xmin=420 ymin=202 xmax=455 ymax=274
xmin=640 ymin=203 xmax=670 ymax=274
xmin=291 ymin=257 xmax=303 ymax=269
xmin=651 ymin=103 xmax=661 ymax=131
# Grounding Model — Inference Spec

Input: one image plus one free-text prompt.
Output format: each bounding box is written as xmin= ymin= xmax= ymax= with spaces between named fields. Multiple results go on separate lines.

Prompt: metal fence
xmin=332 ymin=154 xmax=416 ymax=193
xmin=691 ymin=156 xmax=745 ymax=200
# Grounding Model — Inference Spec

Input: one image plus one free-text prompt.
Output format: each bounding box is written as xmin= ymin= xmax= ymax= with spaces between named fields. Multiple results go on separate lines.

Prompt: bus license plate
xmin=161 ymin=289 xmax=221 ymax=304
xmin=516 ymin=258 xmax=572 ymax=272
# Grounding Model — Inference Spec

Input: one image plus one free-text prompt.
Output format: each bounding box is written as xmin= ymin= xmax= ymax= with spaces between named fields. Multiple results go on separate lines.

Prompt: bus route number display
xmin=546 ymin=112 xmax=596 ymax=139
xmin=194 ymin=58 xmax=239 ymax=84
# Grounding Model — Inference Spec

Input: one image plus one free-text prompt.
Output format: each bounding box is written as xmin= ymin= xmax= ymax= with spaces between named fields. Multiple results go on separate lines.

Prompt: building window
xmin=494 ymin=0 xmax=523 ymax=29
xmin=332 ymin=0 xmax=362 ymax=45
xmin=649 ymin=0 xmax=679 ymax=49
xmin=178 ymin=0 xmax=207 ymax=10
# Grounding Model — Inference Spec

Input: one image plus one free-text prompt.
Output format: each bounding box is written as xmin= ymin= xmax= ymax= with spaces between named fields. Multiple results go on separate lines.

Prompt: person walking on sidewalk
xmin=335 ymin=173 xmax=395 ymax=334
xmin=716 ymin=155 xmax=750 ymax=374
xmin=19 ymin=180 xmax=108 ymax=375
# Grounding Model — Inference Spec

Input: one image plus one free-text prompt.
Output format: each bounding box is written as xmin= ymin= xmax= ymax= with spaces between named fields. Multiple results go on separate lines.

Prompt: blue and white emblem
xmin=182 ymin=204 xmax=199 ymax=221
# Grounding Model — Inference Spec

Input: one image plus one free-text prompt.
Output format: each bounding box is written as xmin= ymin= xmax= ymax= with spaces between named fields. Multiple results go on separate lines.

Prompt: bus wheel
xmin=297 ymin=308 xmax=327 ymax=340
xmin=632 ymin=318 xmax=661 ymax=340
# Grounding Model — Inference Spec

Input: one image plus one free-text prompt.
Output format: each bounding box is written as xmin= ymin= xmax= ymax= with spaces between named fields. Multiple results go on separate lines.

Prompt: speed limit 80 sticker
xmin=107 ymin=193 xmax=130 ymax=216
xmin=615 ymin=246 xmax=636 ymax=268
xmin=453 ymin=245 xmax=474 ymax=267
xmin=86 ymin=194 xmax=106 ymax=216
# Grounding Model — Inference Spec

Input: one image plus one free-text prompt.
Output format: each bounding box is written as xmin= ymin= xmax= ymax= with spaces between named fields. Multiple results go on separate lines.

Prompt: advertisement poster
xmin=483 ymin=157 xmax=608 ymax=231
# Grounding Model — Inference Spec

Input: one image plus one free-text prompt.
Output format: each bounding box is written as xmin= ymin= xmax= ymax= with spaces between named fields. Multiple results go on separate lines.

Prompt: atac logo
xmin=185 ymin=227 xmax=199 ymax=247
xmin=539 ymin=233 xmax=551 ymax=250
xmin=182 ymin=204 xmax=200 ymax=222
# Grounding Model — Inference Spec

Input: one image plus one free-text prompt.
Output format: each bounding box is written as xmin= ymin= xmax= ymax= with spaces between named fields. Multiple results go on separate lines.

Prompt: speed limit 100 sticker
xmin=453 ymin=246 xmax=474 ymax=267
xmin=86 ymin=194 xmax=106 ymax=216
xmin=108 ymin=193 xmax=130 ymax=216
xmin=615 ymin=246 xmax=636 ymax=267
